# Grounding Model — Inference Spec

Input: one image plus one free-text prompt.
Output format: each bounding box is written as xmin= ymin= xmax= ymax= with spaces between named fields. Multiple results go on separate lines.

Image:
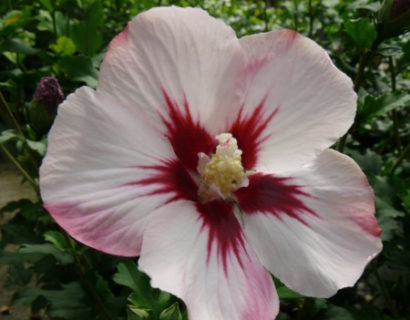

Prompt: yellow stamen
xmin=197 ymin=133 xmax=247 ymax=202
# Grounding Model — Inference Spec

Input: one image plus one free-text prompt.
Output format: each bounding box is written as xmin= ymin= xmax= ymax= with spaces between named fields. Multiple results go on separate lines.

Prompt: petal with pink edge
xmin=138 ymin=200 xmax=278 ymax=320
xmin=98 ymin=7 xmax=243 ymax=136
xmin=229 ymin=30 xmax=356 ymax=172
xmin=235 ymin=150 xmax=382 ymax=297
xmin=40 ymin=87 xmax=176 ymax=256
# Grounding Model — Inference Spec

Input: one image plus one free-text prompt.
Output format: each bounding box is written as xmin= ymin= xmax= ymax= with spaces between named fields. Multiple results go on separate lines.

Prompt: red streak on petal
xmin=105 ymin=23 xmax=129 ymax=61
xmin=129 ymin=161 xmax=248 ymax=276
xmin=161 ymin=90 xmax=216 ymax=171
xmin=43 ymin=200 xmax=141 ymax=257
xmin=282 ymin=29 xmax=298 ymax=49
xmin=352 ymin=214 xmax=382 ymax=237
xmin=349 ymin=178 xmax=381 ymax=237
xmin=230 ymin=97 xmax=278 ymax=170
xmin=235 ymin=173 xmax=316 ymax=225
xmin=128 ymin=160 xmax=197 ymax=204
xmin=197 ymin=201 xmax=246 ymax=275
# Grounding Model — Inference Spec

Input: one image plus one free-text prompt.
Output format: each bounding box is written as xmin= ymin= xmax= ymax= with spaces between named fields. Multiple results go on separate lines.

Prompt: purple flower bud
xmin=390 ymin=0 xmax=410 ymax=20
xmin=33 ymin=77 xmax=64 ymax=115
xmin=378 ymin=0 xmax=410 ymax=39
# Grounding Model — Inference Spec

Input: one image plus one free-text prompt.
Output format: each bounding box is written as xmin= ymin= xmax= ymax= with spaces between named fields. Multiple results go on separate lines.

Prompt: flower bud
xmin=30 ymin=77 xmax=64 ymax=136
xmin=33 ymin=76 xmax=64 ymax=116
xmin=378 ymin=0 xmax=410 ymax=39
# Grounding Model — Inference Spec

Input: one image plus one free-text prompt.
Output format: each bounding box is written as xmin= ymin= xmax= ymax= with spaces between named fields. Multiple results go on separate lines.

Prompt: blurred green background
xmin=0 ymin=0 xmax=409 ymax=319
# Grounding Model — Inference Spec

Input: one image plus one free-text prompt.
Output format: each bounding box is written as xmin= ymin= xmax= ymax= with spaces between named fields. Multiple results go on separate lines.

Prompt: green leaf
xmin=44 ymin=231 xmax=69 ymax=252
xmin=0 ymin=251 xmax=44 ymax=265
xmin=20 ymin=243 xmax=74 ymax=264
xmin=0 ymin=38 xmax=38 ymax=55
xmin=375 ymin=196 xmax=404 ymax=241
xmin=320 ymin=305 xmax=355 ymax=320
xmin=347 ymin=0 xmax=381 ymax=12
xmin=402 ymin=190 xmax=410 ymax=212
xmin=26 ymin=139 xmax=47 ymax=156
xmin=113 ymin=260 xmax=144 ymax=293
xmin=378 ymin=216 xmax=402 ymax=241
xmin=12 ymin=282 xmax=93 ymax=320
xmin=0 ymin=223 xmax=41 ymax=245
xmin=345 ymin=18 xmax=377 ymax=48
xmin=160 ymin=303 xmax=183 ymax=320
xmin=349 ymin=149 xmax=383 ymax=176
xmin=371 ymin=176 xmax=405 ymax=241
xmin=36 ymin=9 xmax=53 ymax=32
xmin=38 ymin=0 xmax=54 ymax=11
xmin=114 ymin=260 xmax=170 ymax=317
xmin=0 ymin=199 xmax=40 ymax=223
xmin=370 ymin=176 xmax=397 ymax=205
xmin=57 ymin=55 xmax=98 ymax=87
xmin=6 ymin=263 xmax=33 ymax=286
xmin=1 ymin=10 xmax=30 ymax=31
xmin=54 ymin=11 xmax=70 ymax=37
xmin=276 ymin=285 xmax=303 ymax=299
xmin=82 ymin=269 xmax=125 ymax=317
xmin=128 ymin=306 xmax=150 ymax=319
xmin=378 ymin=43 xmax=404 ymax=58
xmin=0 ymin=129 xmax=18 ymax=144
xmin=113 ymin=260 xmax=155 ymax=306
xmin=352 ymin=305 xmax=399 ymax=319
xmin=50 ymin=36 xmax=76 ymax=56
xmin=359 ymin=92 xmax=410 ymax=122
xmin=70 ymin=0 xmax=104 ymax=56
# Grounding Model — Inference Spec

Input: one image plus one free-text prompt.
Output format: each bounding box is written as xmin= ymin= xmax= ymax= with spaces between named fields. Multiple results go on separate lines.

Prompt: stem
xmin=392 ymin=110 xmax=401 ymax=150
xmin=337 ymin=36 xmax=382 ymax=152
xmin=337 ymin=50 xmax=367 ymax=152
xmin=16 ymin=53 xmax=28 ymax=73
xmin=388 ymin=56 xmax=396 ymax=92
xmin=0 ymin=90 xmax=40 ymax=172
xmin=0 ymin=144 xmax=38 ymax=193
xmin=0 ymin=90 xmax=24 ymax=137
xmin=63 ymin=234 xmax=113 ymax=320
xmin=353 ymin=49 xmax=367 ymax=92
xmin=263 ymin=0 xmax=269 ymax=31
xmin=307 ymin=0 xmax=313 ymax=37
xmin=389 ymin=56 xmax=401 ymax=150
xmin=293 ymin=0 xmax=299 ymax=31
xmin=52 ymin=10 xmax=57 ymax=37
xmin=389 ymin=143 xmax=410 ymax=174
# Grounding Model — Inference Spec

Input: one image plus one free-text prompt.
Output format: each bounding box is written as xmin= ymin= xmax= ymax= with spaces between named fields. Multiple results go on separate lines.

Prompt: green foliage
xmin=70 ymin=0 xmax=104 ymax=56
xmin=160 ymin=303 xmax=183 ymax=320
xmin=0 ymin=0 xmax=409 ymax=319
xmin=113 ymin=260 xmax=174 ymax=318
xmin=358 ymin=92 xmax=410 ymax=122
xmin=12 ymin=282 xmax=94 ymax=319
xmin=345 ymin=18 xmax=378 ymax=48
xmin=50 ymin=36 xmax=77 ymax=56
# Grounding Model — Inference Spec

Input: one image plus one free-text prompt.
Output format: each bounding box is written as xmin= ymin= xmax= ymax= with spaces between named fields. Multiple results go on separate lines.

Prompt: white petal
xmin=98 ymin=7 xmax=242 ymax=132
xmin=237 ymin=150 xmax=382 ymax=297
xmin=139 ymin=200 xmax=278 ymax=320
xmin=40 ymin=87 xmax=174 ymax=256
xmin=231 ymin=30 xmax=356 ymax=172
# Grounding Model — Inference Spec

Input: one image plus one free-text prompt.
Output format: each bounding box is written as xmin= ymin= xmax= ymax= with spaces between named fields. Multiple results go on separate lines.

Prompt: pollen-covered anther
xmin=197 ymin=133 xmax=248 ymax=202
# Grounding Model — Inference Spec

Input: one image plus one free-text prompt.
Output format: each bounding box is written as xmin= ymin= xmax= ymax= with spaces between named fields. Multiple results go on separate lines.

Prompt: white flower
xmin=40 ymin=7 xmax=382 ymax=320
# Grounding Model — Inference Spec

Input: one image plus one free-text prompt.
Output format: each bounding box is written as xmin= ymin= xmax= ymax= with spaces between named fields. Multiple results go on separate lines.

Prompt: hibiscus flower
xmin=40 ymin=7 xmax=382 ymax=320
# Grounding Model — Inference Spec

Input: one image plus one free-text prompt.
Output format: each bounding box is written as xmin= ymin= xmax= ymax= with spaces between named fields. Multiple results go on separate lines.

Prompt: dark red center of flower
xmin=130 ymin=90 xmax=314 ymax=272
